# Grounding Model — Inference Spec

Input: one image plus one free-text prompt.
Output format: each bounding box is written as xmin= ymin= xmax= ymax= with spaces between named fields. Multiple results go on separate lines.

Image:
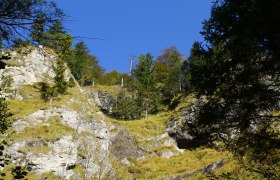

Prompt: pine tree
xmin=1 ymin=0 xmax=64 ymax=44
xmin=30 ymin=14 xmax=46 ymax=45
xmin=44 ymin=20 xmax=66 ymax=49
xmin=134 ymin=53 xmax=157 ymax=120
xmin=70 ymin=41 xmax=103 ymax=85
xmin=188 ymin=0 xmax=280 ymax=177
xmin=54 ymin=34 xmax=72 ymax=94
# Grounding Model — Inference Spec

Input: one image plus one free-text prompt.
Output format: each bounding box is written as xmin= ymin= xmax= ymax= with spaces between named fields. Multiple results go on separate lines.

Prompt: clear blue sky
xmin=55 ymin=0 xmax=213 ymax=73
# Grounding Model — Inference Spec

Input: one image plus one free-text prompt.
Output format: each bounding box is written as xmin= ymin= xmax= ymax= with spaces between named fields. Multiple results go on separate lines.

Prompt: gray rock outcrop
xmin=0 ymin=47 xmax=71 ymax=98
xmin=7 ymin=105 xmax=113 ymax=179
xmin=84 ymin=89 xmax=116 ymax=116
xmin=110 ymin=130 xmax=142 ymax=162
xmin=1 ymin=47 xmax=114 ymax=179
xmin=167 ymin=98 xmax=204 ymax=149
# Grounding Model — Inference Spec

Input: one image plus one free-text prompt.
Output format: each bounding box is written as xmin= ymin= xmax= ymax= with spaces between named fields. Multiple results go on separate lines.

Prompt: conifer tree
xmin=134 ymin=53 xmax=157 ymax=119
xmin=54 ymin=34 xmax=73 ymax=94
xmin=188 ymin=0 xmax=280 ymax=177
xmin=70 ymin=41 xmax=103 ymax=85
xmin=30 ymin=14 xmax=46 ymax=44
xmin=0 ymin=0 xmax=64 ymax=44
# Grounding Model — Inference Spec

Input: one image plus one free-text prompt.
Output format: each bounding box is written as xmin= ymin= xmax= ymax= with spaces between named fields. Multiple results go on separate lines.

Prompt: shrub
xmin=113 ymin=90 xmax=141 ymax=120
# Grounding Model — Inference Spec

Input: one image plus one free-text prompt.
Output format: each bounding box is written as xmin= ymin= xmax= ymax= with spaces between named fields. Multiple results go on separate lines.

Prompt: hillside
xmin=0 ymin=47 xmax=270 ymax=179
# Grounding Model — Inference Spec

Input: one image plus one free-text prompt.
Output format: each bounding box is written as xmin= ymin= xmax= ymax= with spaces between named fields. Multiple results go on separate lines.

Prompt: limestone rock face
xmin=0 ymin=47 xmax=71 ymax=98
xmin=167 ymin=96 xmax=241 ymax=149
xmin=167 ymin=98 xmax=203 ymax=149
xmin=0 ymin=48 xmax=55 ymax=88
xmin=1 ymin=47 xmax=114 ymax=179
xmin=167 ymin=96 xmax=277 ymax=149
xmin=8 ymin=105 xmax=113 ymax=179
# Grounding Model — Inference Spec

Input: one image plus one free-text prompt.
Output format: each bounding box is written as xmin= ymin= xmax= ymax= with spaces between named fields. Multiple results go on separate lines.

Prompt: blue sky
xmin=55 ymin=0 xmax=213 ymax=73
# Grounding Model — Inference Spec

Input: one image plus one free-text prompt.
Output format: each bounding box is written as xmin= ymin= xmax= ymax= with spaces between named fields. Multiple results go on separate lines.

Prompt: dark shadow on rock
xmin=110 ymin=130 xmax=142 ymax=160
xmin=0 ymin=61 xmax=7 ymax=69
xmin=96 ymin=91 xmax=116 ymax=116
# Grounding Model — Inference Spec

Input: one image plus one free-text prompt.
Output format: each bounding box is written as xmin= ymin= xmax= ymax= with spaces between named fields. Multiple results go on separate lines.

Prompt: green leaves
xmin=134 ymin=53 xmax=156 ymax=92
xmin=113 ymin=90 xmax=141 ymax=120
xmin=70 ymin=41 xmax=103 ymax=85
xmin=54 ymin=34 xmax=72 ymax=95
xmin=187 ymin=1 xmax=280 ymax=177
xmin=155 ymin=47 xmax=184 ymax=98
xmin=0 ymin=98 xmax=11 ymax=134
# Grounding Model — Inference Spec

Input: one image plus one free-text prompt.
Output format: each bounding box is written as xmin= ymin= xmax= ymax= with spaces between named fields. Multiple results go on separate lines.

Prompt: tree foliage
xmin=113 ymin=90 xmax=141 ymax=120
xmin=187 ymin=0 xmax=280 ymax=177
xmin=70 ymin=41 xmax=103 ymax=85
xmin=189 ymin=0 xmax=280 ymax=134
xmin=0 ymin=98 xmax=10 ymax=134
xmin=54 ymin=34 xmax=72 ymax=94
xmin=155 ymin=46 xmax=184 ymax=101
xmin=0 ymin=0 xmax=64 ymax=46
xmin=134 ymin=53 xmax=159 ymax=119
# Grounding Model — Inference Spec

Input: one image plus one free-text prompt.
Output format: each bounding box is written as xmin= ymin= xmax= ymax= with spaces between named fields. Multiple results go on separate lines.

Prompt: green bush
xmin=40 ymin=82 xmax=57 ymax=101
xmin=113 ymin=90 xmax=142 ymax=120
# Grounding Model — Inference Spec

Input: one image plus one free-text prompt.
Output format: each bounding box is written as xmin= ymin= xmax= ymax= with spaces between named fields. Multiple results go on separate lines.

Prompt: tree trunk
xmin=145 ymin=109 xmax=148 ymax=120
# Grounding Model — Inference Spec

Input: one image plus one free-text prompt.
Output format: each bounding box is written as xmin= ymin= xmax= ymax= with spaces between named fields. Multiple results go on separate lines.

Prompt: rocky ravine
xmin=0 ymin=47 xmax=233 ymax=179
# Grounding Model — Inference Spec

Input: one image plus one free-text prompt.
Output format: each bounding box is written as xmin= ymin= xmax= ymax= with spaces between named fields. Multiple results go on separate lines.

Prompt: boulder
xmin=110 ymin=130 xmax=142 ymax=161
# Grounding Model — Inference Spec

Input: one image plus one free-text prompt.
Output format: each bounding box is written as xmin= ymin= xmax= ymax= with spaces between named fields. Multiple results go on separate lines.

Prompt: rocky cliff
xmin=0 ymin=47 xmax=116 ymax=179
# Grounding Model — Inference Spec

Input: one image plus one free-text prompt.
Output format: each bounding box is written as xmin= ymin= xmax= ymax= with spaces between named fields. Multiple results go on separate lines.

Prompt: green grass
xmin=109 ymin=112 xmax=171 ymax=147
xmin=8 ymin=86 xmax=84 ymax=120
xmin=106 ymin=101 xmax=259 ymax=179
xmin=72 ymin=164 xmax=86 ymax=180
xmin=127 ymin=148 xmax=234 ymax=179
xmin=0 ymin=165 xmax=60 ymax=180
xmin=10 ymin=120 xmax=74 ymax=142
xmin=19 ymin=84 xmax=42 ymax=99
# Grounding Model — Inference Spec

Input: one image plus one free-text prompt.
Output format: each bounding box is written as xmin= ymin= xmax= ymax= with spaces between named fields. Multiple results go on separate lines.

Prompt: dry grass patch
xmin=128 ymin=148 xmax=233 ymax=179
xmin=11 ymin=121 xmax=73 ymax=142
xmin=109 ymin=112 xmax=170 ymax=146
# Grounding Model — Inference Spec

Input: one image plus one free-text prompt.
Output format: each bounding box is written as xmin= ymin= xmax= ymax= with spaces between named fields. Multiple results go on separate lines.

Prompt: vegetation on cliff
xmin=0 ymin=0 xmax=279 ymax=179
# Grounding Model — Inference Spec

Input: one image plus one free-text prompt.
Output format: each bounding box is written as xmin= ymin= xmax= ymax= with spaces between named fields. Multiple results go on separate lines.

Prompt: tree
xmin=70 ymin=41 xmax=103 ymax=85
xmin=134 ymin=53 xmax=158 ymax=119
xmin=30 ymin=13 xmax=46 ymax=45
xmin=0 ymin=0 xmax=64 ymax=46
xmin=54 ymin=34 xmax=72 ymax=94
xmin=101 ymin=70 xmax=121 ymax=86
xmin=43 ymin=20 xmax=67 ymax=49
xmin=155 ymin=47 xmax=184 ymax=103
xmin=113 ymin=90 xmax=142 ymax=120
xmin=190 ymin=0 xmax=280 ymax=131
xmin=188 ymin=0 xmax=280 ymax=177
xmin=0 ymin=98 xmax=10 ymax=134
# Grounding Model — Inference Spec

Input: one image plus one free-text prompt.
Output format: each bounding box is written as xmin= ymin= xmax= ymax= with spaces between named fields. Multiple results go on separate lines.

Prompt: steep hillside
xmin=0 ymin=47 xmax=268 ymax=179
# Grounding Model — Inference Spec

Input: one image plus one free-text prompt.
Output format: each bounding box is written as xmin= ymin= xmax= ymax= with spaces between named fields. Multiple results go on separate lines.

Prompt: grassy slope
xmin=94 ymin=86 xmax=261 ymax=179
xmin=4 ymin=84 xmax=262 ymax=179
